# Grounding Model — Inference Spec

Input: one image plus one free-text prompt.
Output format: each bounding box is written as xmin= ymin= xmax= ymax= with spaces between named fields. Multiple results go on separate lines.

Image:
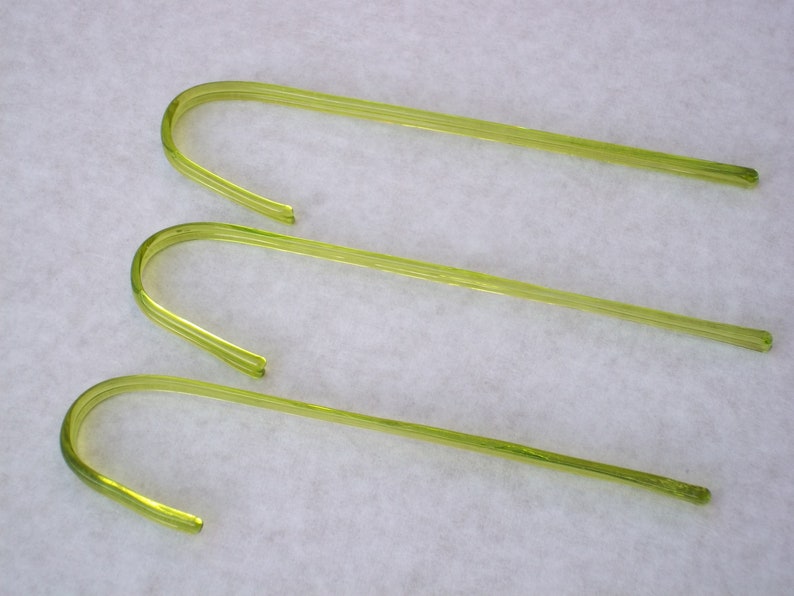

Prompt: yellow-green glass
xmin=61 ymin=375 xmax=711 ymax=532
xmin=162 ymin=81 xmax=758 ymax=224
xmin=132 ymin=222 xmax=772 ymax=378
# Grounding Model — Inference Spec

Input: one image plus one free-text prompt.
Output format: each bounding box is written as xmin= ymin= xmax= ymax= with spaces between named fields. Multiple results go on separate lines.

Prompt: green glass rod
xmin=162 ymin=82 xmax=758 ymax=224
xmin=61 ymin=375 xmax=711 ymax=532
xmin=131 ymin=223 xmax=772 ymax=378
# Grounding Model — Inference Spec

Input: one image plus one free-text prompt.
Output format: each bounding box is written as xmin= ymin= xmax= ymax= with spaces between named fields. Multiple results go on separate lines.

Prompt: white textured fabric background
xmin=2 ymin=1 xmax=793 ymax=593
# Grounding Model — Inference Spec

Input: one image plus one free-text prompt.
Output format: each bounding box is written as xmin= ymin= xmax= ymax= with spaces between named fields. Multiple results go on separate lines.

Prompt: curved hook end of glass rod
xmin=161 ymin=94 xmax=296 ymax=225
xmin=60 ymin=382 xmax=205 ymax=533
xmin=131 ymin=230 xmax=269 ymax=378
xmin=132 ymin=285 xmax=268 ymax=378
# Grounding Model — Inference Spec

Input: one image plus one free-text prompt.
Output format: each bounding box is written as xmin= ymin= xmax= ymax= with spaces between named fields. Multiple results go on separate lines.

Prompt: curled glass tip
xmin=132 ymin=222 xmax=772 ymax=378
xmin=162 ymin=81 xmax=758 ymax=223
xmin=61 ymin=375 xmax=711 ymax=532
